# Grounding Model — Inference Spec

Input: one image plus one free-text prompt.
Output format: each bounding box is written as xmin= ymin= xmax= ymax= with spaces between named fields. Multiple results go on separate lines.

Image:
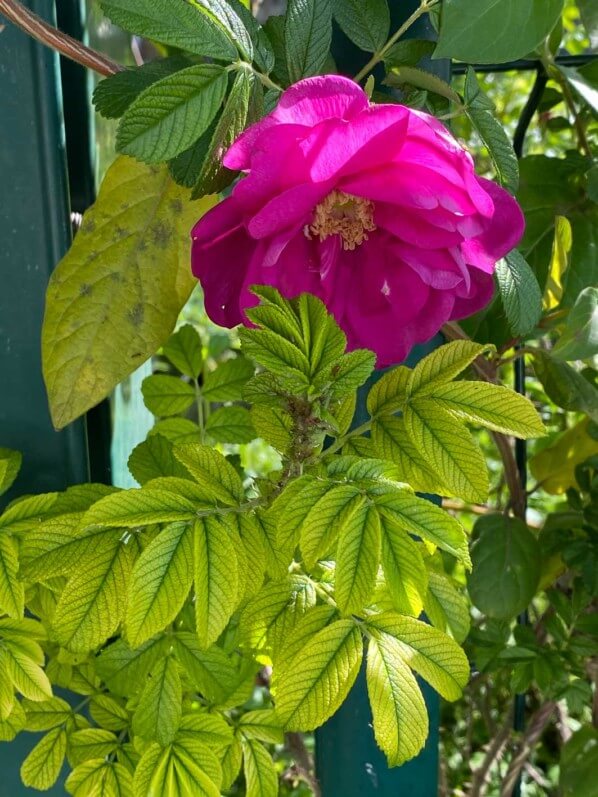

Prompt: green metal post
xmin=316 ymin=3 xmax=450 ymax=794
xmin=0 ymin=1 xmax=107 ymax=791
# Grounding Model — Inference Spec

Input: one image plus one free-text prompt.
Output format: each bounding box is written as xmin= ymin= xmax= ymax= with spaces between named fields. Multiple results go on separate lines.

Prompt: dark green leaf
xmin=383 ymin=39 xmax=435 ymax=68
xmin=100 ymin=0 xmax=237 ymax=60
xmin=331 ymin=0 xmax=390 ymax=53
xmin=495 ymin=250 xmax=543 ymax=336
xmin=532 ymin=351 xmax=598 ymax=422
xmin=117 ymin=64 xmax=228 ymax=164
xmin=435 ymin=0 xmax=564 ymax=63
xmin=285 ymin=0 xmax=332 ymax=82
xmin=466 ymin=106 xmax=519 ymax=192
xmin=553 ymin=287 xmax=598 ymax=361
xmin=468 ymin=515 xmax=541 ymax=619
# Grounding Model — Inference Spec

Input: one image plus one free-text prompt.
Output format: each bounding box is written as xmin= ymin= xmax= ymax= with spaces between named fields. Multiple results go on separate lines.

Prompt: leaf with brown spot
xmin=42 ymin=156 xmax=216 ymax=429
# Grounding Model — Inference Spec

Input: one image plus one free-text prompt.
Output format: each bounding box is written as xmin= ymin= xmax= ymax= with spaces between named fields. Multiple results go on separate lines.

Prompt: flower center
xmin=306 ymin=190 xmax=376 ymax=251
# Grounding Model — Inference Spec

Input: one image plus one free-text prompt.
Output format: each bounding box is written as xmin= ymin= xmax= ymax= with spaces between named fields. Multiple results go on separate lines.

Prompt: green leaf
xmin=366 ymin=613 xmax=469 ymax=701
xmin=285 ymin=0 xmax=332 ymax=82
xmin=134 ymin=741 xmax=220 ymax=797
xmin=133 ymin=655 xmax=182 ymax=745
xmin=579 ymin=0 xmax=598 ymax=44
xmin=424 ymin=571 xmax=470 ymax=643
xmin=251 ymin=405 xmax=293 ymax=453
xmin=3 ymin=642 xmax=52 ymax=701
xmin=560 ymin=726 xmax=598 ymax=797
xmin=126 ymin=522 xmax=194 ymax=647
xmin=553 ymin=287 xmax=598 ymax=361
xmin=0 ymin=653 xmax=14 ymax=721
xmin=299 ymin=485 xmax=362 ymax=569
xmin=336 ymin=499 xmax=381 ymax=615
xmin=173 ymin=632 xmax=238 ymax=704
xmin=176 ymin=712 xmax=232 ymax=750
xmin=163 ymin=324 xmax=203 ymax=378
xmin=495 ymin=250 xmax=543 ymax=336
xmin=117 ymin=63 xmax=228 ymax=163
xmin=380 ymin=521 xmax=428 ymax=617
xmin=374 ymin=488 xmax=471 ymax=568
xmin=194 ymin=517 xmax=238 ymax=648
xmin=366 ymin=632 xmax=427 ymax=766
xmin=205 ymin=406 xmax=256 ymax=443
xmin=0 ymin=700 xmax=26 ymax=741
xmin=141 ymin=374 xmax=195 ymax=417
xmin=240 ymin=328 xmax=311 ymax=386
xmin=385 ymin=66 xmax=461 ymax=104
xmin=81 ymin=488 xmax=198 ymax=529
xmin=403 ymin=400 xmax=489 ymax=503
xmin=174 ymin=443 xmax=244 ymax=504
xmin=42 ymin=156 xmax=215 ymax=429
xmin=532 ymin=351 xmax=598 ymax=422
xmin=0 ymin=534 xmax=24 ymax=618
xmin=221 ymin=737 xmax=243 ymax=790
xmin=383 ymin=38 xmax=435 ymax=68
xmin=22 ymin=697 xmax=72 ymax=731
xmin=242 ymin=738 xmax=279 ymax=797
xmin=93 ymin=57 xmax=191 ymax=119
xmin=100 ymin=0 xmax=237 ymax=60
xmin=408 ymin=340 xmax=494 ymax=396
xmin=68 ymin=728 xmax=119 ymax=766
xmin=0 ymin=448 xmax=21 ymax=496
xmin=128 ymin=434 xmax=190 ymax=484
xmin=466 ymin=106 xmax=519 ymax=193
xmin=52 ymin=539 xmax=134 ymax=652
xmin=434 ymin=0 xmax=564 ymax=63
xmin=431 ymin=381 xmax=545 ymax=437
xmin=468 ymin=515 xmax=541 ymax=619
xmin=149 ymin=418 xmax=200 ymax=445
xmin=367 ymin=366 xmax=410 ymax=416
xmin=560 ymin=65 xmax=598 ymax=113
xmin=274 ymin=619 xmax=363 ymax=731
xmin=329 ymin=349 xmax=376 ymax=399
xmin=20 ymin=727 xmax=67 ymax=791
xmin=370 ymin=415 xmax=445 ymax=494
xmin=96 ymin=636 xmax=167 ymax=697
xmin=191 ymin=68 xmax=256 ymax=198
xmin=66 ymin=760 xmax=133 ymax=797
xmin=169 ymin=119 xmax=220 ymax=188
xmin=202 ymin=356 xmax=255 ymax=402
xmin=89 ymin=695 xmax=129 ymax=730
xmin=238 ymin=710 xmax=284 ymax=745
xmin=331 ymin=0 xmax=389 ymax=52
xmin=545 ymin=215 xmax=573 ymax=310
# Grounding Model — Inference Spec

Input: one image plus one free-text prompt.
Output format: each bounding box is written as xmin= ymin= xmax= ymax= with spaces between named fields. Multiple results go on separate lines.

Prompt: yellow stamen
xmin=306 ymin=190 xmax=376 ymax=251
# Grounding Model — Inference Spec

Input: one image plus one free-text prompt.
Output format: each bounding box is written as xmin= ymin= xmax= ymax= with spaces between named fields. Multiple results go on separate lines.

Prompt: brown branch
xmin=442 ymin=322 xmax=527 ymax=519
xmin=0 ymin=0 xmax=123 ymax=76
xmin=499 ymin=701 xmax=557 ymax=797
xmin=285 ymin=732 xmax=321 ymax=797
xmin=468 ymin=711 xmax=513 ymax=797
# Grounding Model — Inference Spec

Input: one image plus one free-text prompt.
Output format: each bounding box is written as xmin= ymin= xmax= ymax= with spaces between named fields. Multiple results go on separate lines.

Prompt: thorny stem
xmin=0 ymin=0 xmax=123 ymax=76
xmin=354 ymin=0 xmax=440 ymax=83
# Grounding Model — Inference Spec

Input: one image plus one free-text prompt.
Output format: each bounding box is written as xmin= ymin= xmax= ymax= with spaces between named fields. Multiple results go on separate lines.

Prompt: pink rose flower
xmin=191 ymin=76 xmax=524 ymax=367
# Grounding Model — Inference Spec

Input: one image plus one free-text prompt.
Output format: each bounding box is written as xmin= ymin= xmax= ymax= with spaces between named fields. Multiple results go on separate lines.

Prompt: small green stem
xmin=194 ymin=380 xmax=205 ymax=443
xmin=320 ymin=420 xmax=372 ymax=459
xmin=353 ymin=0 xmax=439 ymax=84
xmin=230 ymin=60 xmax=284 ymax=93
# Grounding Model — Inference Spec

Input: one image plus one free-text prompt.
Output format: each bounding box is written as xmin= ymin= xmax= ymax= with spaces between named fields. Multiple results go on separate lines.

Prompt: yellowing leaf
xmin=544 ymin=216 xmax=572 ymax=310
xmin=335 ymin=499 xmax=381 ymax=615
xmin=0 ymin=652 xmax=14 ymax=720
xmin=403 ymin=399 xmax=489 ymax=503
xmin=374 ymin=488 xmax=471 ymax=568
xmin=80 ymin=487 xmax=198 ymax=529
xmin=299 ymin=485 xmax=362 ymax=568
xmin=530 ymin=418 xmax=598 ymax=494
xmin=242 ymin=738 xmax=279 ymax=797
xmin=408 ymin=341 xmax=494 ymax=396
xmin=3 ymin=641 xmax=52 ymax=701
xmin=366 ymin=633 xmax=427 ymax=767
xmin=20 ymin=727 xmax=67 ymax=790
xmin=380 ymin=520 xmax=428 ymax=617
xmin=126 ymin=522 xmax=194 ymax=647
xmin=68 ymin=728 xmax=119 ymax=766
xmin=423 ymin=571 xmax=471 ymax=644
xmin=194 ymin=517 xmax=238 ymax=648
xmin=66 ymin=759 xmax=133 ymax=797
xmin=133 ymin=655 xmax=182 ymax=745
xmin=52 ymin=539 xmax=134 ymax=652
xmin=366 ymin=613 xmax=470 ymax=701
xmin=42 ymin=156 xmax=216 ymax=429
xmin=134 ymin=741 xmax=220 ymax=797
xmin=431 ymin=381 xmax=545 ymax=438
xmin=274 ymin=619 xmax=363 ymax=731
xmin=22 ymin=696 xmax=72 ymax=731
xmin=174 ymin=444 xmax=245 ymax=505
xmin=0 ymin=533 xmax=24 ymax=618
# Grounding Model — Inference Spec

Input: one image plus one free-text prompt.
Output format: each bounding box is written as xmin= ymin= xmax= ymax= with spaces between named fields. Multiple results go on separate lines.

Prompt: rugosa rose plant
xmin=192 ymin=76 xmax=524 ymax=365
xmin=1 ymin=0 xmax=597 ymax=795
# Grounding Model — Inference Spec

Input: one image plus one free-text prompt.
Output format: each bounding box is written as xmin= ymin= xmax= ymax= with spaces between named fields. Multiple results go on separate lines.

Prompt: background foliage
xmin=0 ymin=0 xmax=597 ymax=795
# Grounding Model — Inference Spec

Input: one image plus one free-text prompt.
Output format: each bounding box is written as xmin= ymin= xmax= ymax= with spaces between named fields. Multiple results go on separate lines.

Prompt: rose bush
xmin=192 ymin=75 xmax=525 ymax=366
